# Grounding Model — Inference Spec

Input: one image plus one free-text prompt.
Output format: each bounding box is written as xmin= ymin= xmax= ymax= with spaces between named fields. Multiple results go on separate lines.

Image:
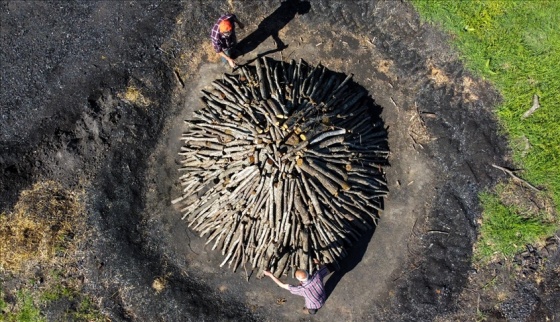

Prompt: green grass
xmin=39 ymin=283 xmax=74 ymax=303
xmin=0 ymin=290 xmax=45 ymax=322
xmin=1 ymin=278 xmax=104 ymax=322
xmin=72 ymin=297 xmax=105 ymax=322
xmin=412 ymin=0 xmax=560 ymax=206
xmin=476 ymin=191 xmax=556 ymax=262
xmin=39 ymin=282 xmax=105 ymax=322
xmin=411 ymin=0 xmax=560 ymax=260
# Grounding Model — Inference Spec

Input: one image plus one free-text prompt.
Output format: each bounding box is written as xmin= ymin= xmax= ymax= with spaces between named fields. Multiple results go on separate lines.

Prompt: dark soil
xmin=1 ymin=1 xmax=558 ymax=321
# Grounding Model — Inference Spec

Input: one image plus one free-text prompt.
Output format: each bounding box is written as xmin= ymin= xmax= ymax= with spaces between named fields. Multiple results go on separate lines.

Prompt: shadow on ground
xmin=237 ymin=0 xmax=310 ymax=57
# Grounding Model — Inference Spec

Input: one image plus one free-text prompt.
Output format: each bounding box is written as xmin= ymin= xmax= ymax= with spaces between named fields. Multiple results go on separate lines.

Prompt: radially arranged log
xmin=175 ymin=56 xmax=388 ymax=279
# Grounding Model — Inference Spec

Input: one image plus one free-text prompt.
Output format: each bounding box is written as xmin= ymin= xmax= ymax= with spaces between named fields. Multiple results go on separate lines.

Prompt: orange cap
xmin=219 ymin=19 xmax=232 ymax=33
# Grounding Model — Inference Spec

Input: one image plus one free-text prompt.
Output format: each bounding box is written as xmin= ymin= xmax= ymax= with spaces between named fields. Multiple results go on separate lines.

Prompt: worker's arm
xmin=232 ymin=16 xmax=244 ymax=29
xmin=218 ymin=51 xmax=236 ymax=68
xmin=313 ymin=258 xmax=335 ymax=274
xmin=263 ymin=271 xmax=290 ymax=290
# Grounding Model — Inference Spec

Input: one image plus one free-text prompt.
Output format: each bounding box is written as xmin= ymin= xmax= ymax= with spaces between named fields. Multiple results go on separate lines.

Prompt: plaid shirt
xmin=288 ymin=266 xmax=330 ymax=310
xmin=210 ymin=14 xmax=237 ymax=53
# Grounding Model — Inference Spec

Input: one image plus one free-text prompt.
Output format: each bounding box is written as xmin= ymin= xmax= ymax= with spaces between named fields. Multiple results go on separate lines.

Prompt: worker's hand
xmin=237 ymin=21 xmax=245 ymax=29
xmin=313 ymin=258 xmax=321 ymax=265
xmin=263 ymin=270 xmax=273 ymax=277
xmin=228 ymin=58 xmax=237 ymax=68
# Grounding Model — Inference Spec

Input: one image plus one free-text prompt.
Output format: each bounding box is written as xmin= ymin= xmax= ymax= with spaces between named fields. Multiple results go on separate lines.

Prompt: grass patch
xmin=40 ymin=282 xmax=105 ymax=322
xmin=1 ymin=290 xmax=45 ymax=322
xmin=73 ymin=297 xmax=105 ymax=322
xmin=1 ymin=284 xmax=105 ymax=322
xmin=118 ymin=84 xmax=152 ymax=108
xmin=0 ymin=181 xmax=84 ymax=273
xmin=475 ymin=188 xmax=557 ymax=263
xmin=39 ymin=274 xmax=74 ymax=303
xmin=1 ymin=181 xmax=106 ymax=321
xmin=411 ymin=0 xmax=560 ymax=260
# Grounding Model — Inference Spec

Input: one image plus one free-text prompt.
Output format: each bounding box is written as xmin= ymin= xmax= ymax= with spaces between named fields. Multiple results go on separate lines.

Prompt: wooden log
xmin=223 ymin=74 xmax=249 ymax=104
xmin=332 ymin=73 xmax=353 ymax=96
xmin=297 ymin=168 xmax=323 ymax=220
xmin=309 ymin=65 xmax=326 ymax=102
xmin=297 ymin=160 xmax=339 ymax=196
xmin=293 ymin=184 xmax=312 ymax=226
xmin=272 ymin=251 xmax=288 ymax=277
xmin=263 ymin=57 xmax=276 ymax=99
xmin=212 ymin=80 xmax=239 ymax=103
xmin=255 ymin=57 xmax=269 ymax=100
xmin=316 ymin=73 xmax=340 ymax=103
xmin=307 ymin=159 xmax=350 ymax=191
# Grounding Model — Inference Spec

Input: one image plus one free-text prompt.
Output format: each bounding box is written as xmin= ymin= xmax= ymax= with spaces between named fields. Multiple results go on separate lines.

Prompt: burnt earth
xmin=1 ymin=1 xmax=558 ymax=321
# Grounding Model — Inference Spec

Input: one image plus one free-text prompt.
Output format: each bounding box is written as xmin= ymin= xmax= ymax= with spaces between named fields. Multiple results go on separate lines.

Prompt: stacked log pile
xmin=174 ymin=57 xmax=388 ymax=279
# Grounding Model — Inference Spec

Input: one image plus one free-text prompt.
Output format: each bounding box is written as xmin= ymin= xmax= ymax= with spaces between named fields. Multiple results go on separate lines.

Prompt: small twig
xmin=184 ymin=228 xmax=199 ymax=255
xmin=406 ymin=217 xmax=421 ymax=256
xmin=243 ymin=263 xmax=250 ymax=282
xmin=409 ymin=133 xmax=424 ymax=150
xmin=174 ymin=70 xmax=185 ymax=88
xmin=419 ymin=112 xmax=437 ymax=118
xmin=426 ymin=230 xmax=449 ymax=235
xmin=156 ymin=45 xmax=169 ymax=55
xmin=491 ymin=164 xmax=541 ymax=192
xmin=476 ymin=294 xmax=480 ymax=317
xmin=392 ymin=263 xmax=421 ymax=282
xmin=415 ymin=101 xmax=429 ymax=128
xmin=522 ymin=94 xmax=540 ymax=119
xmin=390 ymin=97 xmax=398 ymax=109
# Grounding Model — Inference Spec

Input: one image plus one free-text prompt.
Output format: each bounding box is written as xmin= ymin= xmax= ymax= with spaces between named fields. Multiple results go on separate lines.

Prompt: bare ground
xmin=1 ymin=1 xmax=558 ymax=321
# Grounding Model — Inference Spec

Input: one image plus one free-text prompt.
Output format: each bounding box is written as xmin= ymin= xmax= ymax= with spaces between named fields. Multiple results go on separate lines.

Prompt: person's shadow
xmin=321 ymin=97 xmax=387 ymax=299
xmin=236 ymin=0 xmax=311 ymax=58
xmin=323 ymin=223 xmax=376 ymax=300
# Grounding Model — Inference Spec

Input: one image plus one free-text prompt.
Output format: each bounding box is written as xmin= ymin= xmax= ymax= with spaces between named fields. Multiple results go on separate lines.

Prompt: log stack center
xmin=174 ymin=57 xmax=389 ymax=279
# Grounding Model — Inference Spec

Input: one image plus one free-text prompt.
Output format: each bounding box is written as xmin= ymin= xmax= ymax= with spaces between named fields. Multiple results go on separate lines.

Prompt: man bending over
xmin=263 ymin=259 xmax=334 ymax=315
xmin=210 ymin=13 xmax=244 ymax=68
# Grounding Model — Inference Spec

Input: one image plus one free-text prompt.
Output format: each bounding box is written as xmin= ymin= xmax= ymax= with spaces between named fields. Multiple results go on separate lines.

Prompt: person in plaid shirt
xmin=210 ymin=13 xmax=244 ymax=68
xmin=264 ymin=259 xmax=334 ymax=315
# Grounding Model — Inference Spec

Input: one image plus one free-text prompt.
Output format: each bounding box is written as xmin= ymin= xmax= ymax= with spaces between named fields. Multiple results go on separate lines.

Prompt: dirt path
xmin=4 ymin=1 xmax=556 ymax=321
